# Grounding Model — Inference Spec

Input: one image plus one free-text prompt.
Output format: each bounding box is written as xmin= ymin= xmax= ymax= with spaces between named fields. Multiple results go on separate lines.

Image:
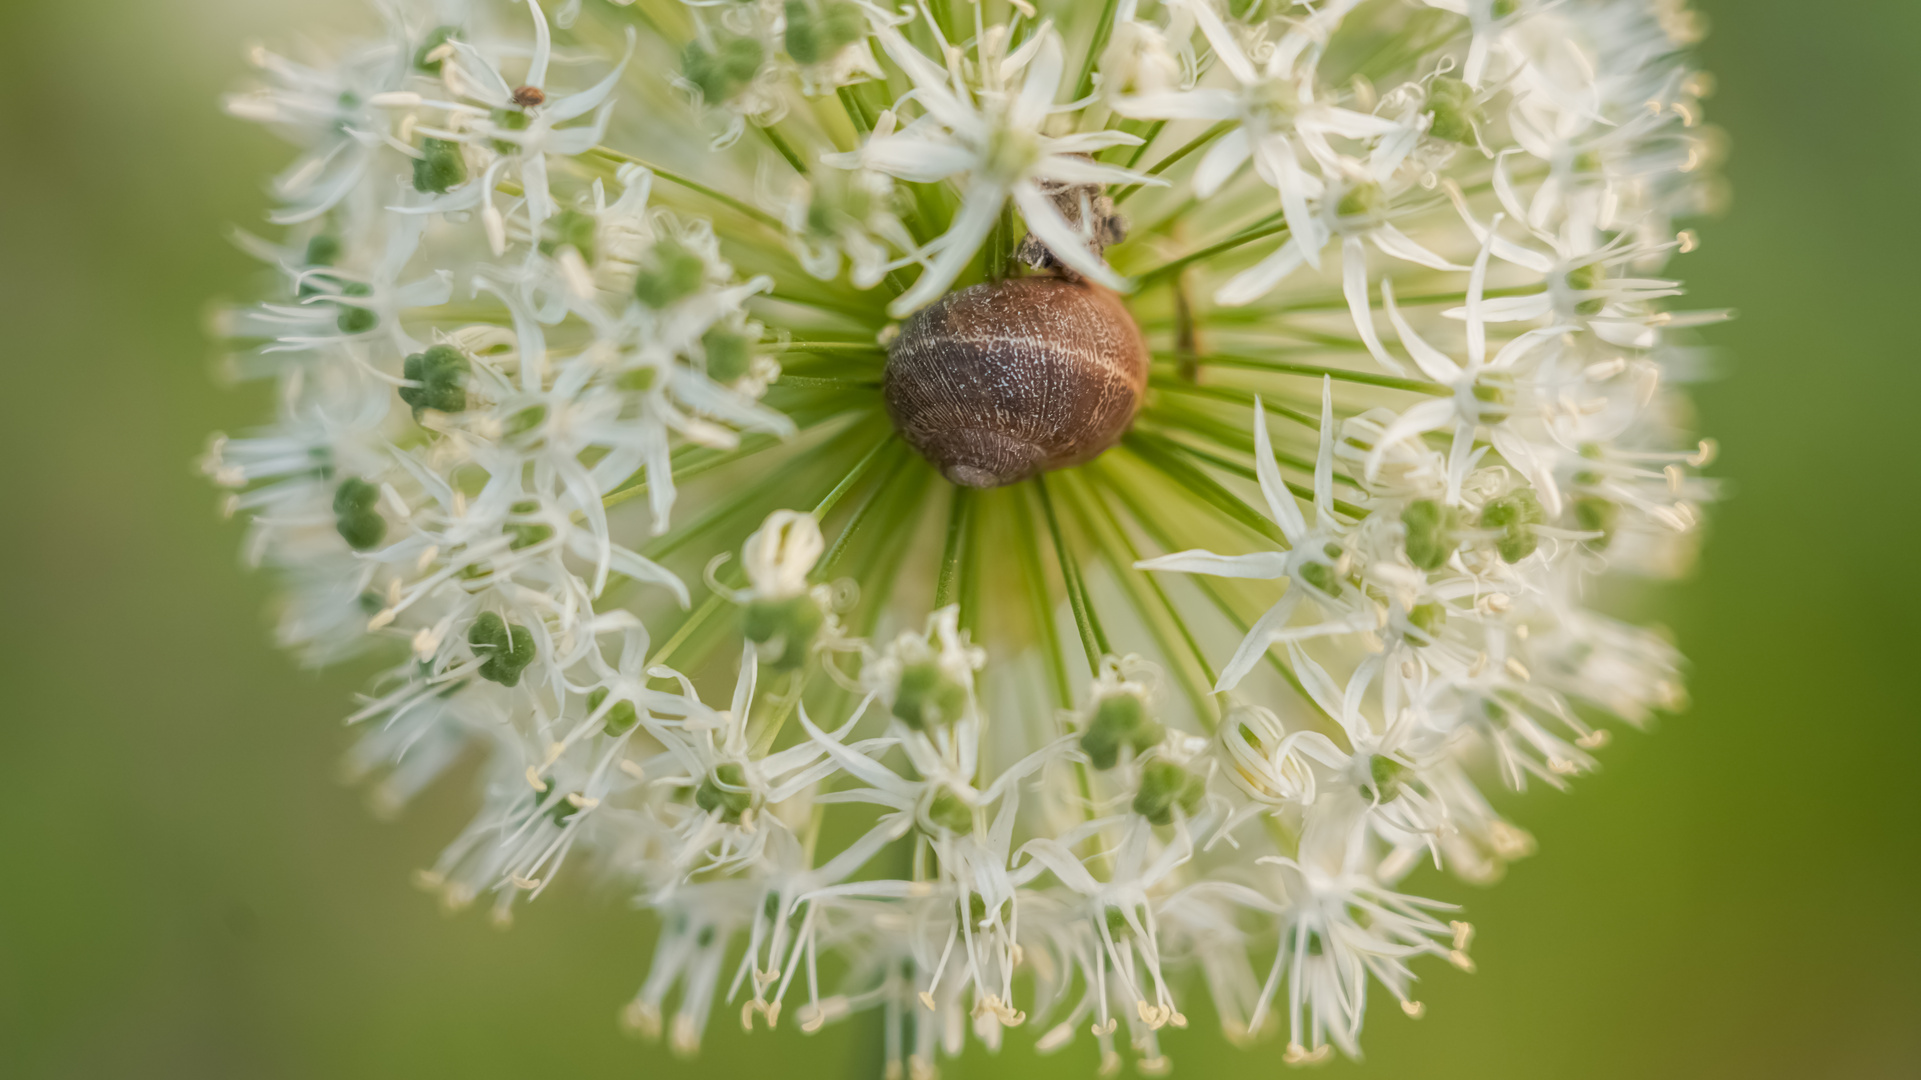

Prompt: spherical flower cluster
xmin=206 ymin=0 xmax=1721 ymax=1072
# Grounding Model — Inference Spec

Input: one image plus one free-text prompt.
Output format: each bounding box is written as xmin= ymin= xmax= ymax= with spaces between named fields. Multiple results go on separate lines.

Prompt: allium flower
xmin=208 ymin=0 xmax=1722 ymax=1072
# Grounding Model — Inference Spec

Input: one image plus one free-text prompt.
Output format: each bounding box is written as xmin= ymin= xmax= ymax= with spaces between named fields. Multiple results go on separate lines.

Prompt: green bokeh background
xmin=2 ymin=0 xmax=1915 ymax=1076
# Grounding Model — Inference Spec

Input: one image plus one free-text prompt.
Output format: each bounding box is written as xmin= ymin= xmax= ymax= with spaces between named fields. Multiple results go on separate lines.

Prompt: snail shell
xmin=884 ymin=276 xmax=1149 ymax=489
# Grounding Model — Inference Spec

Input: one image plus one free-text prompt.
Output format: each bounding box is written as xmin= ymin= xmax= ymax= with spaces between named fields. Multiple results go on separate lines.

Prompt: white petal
xmin=1343 ymin=236 xmax=1406 ymax=375
xmin=888 ymin=179 xmax=1006 ymax=316
xmin=1135 ymin=549 xmax=1289 ymax=579
xmin=1214 ymin=590 xmax=1302 ymax=692
xmin=1192 ymin=127 xmax=1251 ymax=197
xmin=1014 ymin=184 xmax=1127 ymax=290
xmin=1214 ymin=238 xmax=1304 ymax=307
xmin=1252 ymin=397 xmax=1308 ymax=543
xmin=1110 ymin=88 xmax=1241 ymax=121
xmin=1368 ymin=222 xmax=1466 ymax=272
xmin=1382 ymin=279 xmax=1462 ymax=383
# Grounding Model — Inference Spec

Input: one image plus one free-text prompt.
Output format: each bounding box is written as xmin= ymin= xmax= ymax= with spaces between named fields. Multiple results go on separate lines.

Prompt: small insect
xmin=511 ymin=85 xmax=547 ymax=109
xmin=884 ymin=276 xmax=1149 ymax=489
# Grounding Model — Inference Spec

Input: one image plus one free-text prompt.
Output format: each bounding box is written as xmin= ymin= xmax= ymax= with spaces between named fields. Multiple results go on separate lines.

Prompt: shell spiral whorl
xmin=883 ymin=277 xmax=1150 ymax=489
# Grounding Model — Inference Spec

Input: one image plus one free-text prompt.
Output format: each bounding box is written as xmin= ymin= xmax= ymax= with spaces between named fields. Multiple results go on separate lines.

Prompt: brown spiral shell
xmin=883 ymin=276 xmax=1149 ymax=489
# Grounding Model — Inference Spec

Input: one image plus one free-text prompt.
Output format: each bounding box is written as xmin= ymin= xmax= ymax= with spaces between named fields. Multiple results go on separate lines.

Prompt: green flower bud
xmin=1079 ymin=692 xmax=1165 ymax=770
xmin=1338 ymin=182 xmax=1385 ymax=219
xmin=743 ymin=593 xmax=825 ymax=671
xmin=1482 ymin=490 xmax=1547 ymax=563
xmin=1299 ymin=560 xmax=1342 ymax=597
xmin=333 ymin=478 xmax=385 ymax=551
xmin=468 ymin=611 xmax=537 ymax=687
xmin=502 ymin=404 xmax=547 ymax=440
xmin=1402 ymin=499 xmax=1459 ymax=571
xmin=588 ymin=687 xmax=641 ymax=737
xmin=695 ymin=762 xmax=754 ymax=822
xmin=925 ymin=785 xmax=974 ymax=835
xmin=1408 ymin=602 xmax=1448 ymax=638
xmin=399 ymin=344 xmax=470 ymax=419
xmin=1574 ymin=495 xmax=1620 ymax=549
xmin=892 ymin=661 xmax=968 ymax=730
xmin=632 ymin=237 xmax=707 ymax=309
xmin=334 ymin=280 xmax=378 ymax=335
xmin=412 ymin=137 xmax=467 ymax=194
xmin=1133 ymin=760 xmax=1206 ymax=826
xmin=1426 ymin=76 xmax=1479 ymax=144
xmin=616 ymin=366 xmax=658 ymax=393
xmin=414 ymin=25 xmax=461 ymax=74
xmin=1367 ymin=754 xmax=1406 ymax=800
xmin=683 ymin=34 xmax=765 ymax=105
xmin=489 ymin=107 xmax=530 ymax=155
xmin=540 ymin=208 xmax=598 ymax=264
xmin=506 ymin=499 xmax=553 ymax=551
xmin=783 ymin=0 xmax=866 ymax=66
xmin=533 ymin=777 xmax=581 ymax=824
xmin=702 ymin=326 xmax=754 ymax=384
xmin=304 ymin=234 xmax=341 ymax=268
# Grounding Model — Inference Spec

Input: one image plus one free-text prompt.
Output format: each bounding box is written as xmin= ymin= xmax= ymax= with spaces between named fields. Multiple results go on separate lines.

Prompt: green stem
xmin=815 ymin=434 xmax=899 ymax=519
xmin=1073 ymin=0 xmax=1124 ymax=103
xmin=586 ymin=145 xmax=784 ymax=231
xmin=766 ymin=340 xmax=890 ymax=355
xmin=1113 ymin=120 xmax=1236 ymax=204
xmin=1121 ymin=433 xmax=1288 ymax=546
xmin=1150 ymin=352 xmax=1447 ymax=395
xmin=1012 ymin=482 xmax=1072 ymax=708
xmin=1136 ymin=214 xmax=1288 ymax=285
xmin=1061 ymin=473 xmax=1219 ymax=731
xmin=1096 ymin=460 xmax=1322 ymax=715
xmin=1120 ymin=119 xmax=1168 ymax=170
xmin=1035 ymin=475 xmax=1108 ymax=667
xmin=757 ymin=123 xmax=809 ymax=175
xmin=818 ymin=446 xmax=917 ymax=577
xmin=934 ymin=485 xmax=973 ymax=610
xmin=649 ymin=591 xmax=728 ymax=668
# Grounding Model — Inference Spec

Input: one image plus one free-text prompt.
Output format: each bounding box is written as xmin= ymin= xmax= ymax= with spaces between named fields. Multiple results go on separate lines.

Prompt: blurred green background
xmin=2 ymin=0 xmax=1916 ymax=1076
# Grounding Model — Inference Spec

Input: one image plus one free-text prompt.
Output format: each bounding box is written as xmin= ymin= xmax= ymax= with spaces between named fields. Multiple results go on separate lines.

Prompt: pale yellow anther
xmin=1690 ymin=438 xmax=1719 ymax=467
xmin=917 ymin=991 xmax=937 ymax=1011
xmin=1505 ymin=657 xmax=1530 ymax=681
xmin=622 ymin=999 xmax=662 ymax=1039
xmin=1452 ymin=920 xmax=1475 ymax=950
xmin=525 ymin=767 xmax=548 ymax=792
xmin=509 ymin=872 xmax=542 ymax=889
xmin=1401 ymin=999 xmax=1425 ymax=1018
xmin=1585 ymin=357 xmax=1627 ymax=381
xmin=619 ymin=759 xmax=646 ymax=779
xmin=740 ymin=1001 xmax=757 ymax=1031
xmin=1449 ymin=949 xmax=1477 ymax=973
